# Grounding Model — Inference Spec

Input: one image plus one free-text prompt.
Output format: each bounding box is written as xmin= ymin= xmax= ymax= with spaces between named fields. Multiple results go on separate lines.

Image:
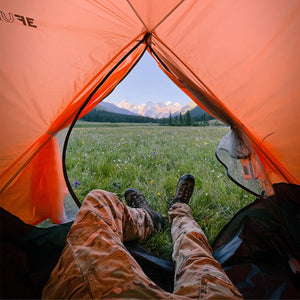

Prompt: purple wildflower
xmin=73 ymin=180 xmax=81 ymax=189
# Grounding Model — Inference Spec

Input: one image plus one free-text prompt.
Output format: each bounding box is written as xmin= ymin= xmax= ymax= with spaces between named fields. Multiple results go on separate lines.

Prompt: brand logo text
xmin=0 ymin=10 xmax=37 ymax=28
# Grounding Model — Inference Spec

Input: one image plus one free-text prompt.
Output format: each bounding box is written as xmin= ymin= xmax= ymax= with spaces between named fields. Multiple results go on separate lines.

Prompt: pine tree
xmin=180 ymin=112 xmax=183 ymax=126
xmin=185 ymin=110 xmax=192 ymax=126
xmin=204 ymin=113 xmax=209 ymax=126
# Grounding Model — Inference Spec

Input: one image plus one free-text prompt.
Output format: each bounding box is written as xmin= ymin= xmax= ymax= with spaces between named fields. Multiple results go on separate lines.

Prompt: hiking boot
xmin=125 ymin=188 xmax=164 ymax=231
xmin=169 ymin=174 xmax=195 ymax=208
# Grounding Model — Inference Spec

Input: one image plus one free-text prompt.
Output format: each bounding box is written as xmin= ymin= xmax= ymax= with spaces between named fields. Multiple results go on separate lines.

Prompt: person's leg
xmin=168 ymin=174 xmax=242 ymax=299
xmin=43 ymin=189 xmax=169 ymax=299
xmin=169 ymin=203 xmax=242 ymax=299
xmin=124 ymin=188 xmax=164 ymax=233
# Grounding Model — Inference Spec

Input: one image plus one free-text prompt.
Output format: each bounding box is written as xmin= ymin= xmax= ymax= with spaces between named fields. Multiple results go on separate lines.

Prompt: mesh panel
xmin=216 ymin=130 xmax=273 ymax=196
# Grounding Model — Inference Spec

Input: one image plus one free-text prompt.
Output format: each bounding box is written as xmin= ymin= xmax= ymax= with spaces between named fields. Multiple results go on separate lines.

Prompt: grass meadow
xmin=66 ymin=123 xmax=255 ymax=259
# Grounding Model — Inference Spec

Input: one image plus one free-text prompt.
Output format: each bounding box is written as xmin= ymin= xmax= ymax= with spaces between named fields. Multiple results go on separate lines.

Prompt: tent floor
xmin=1 ymin=183 xmax=299 ymax=299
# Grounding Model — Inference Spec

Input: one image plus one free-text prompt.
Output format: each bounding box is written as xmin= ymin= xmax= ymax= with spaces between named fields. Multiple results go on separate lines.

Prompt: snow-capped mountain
xmin=98 ymin=100 xmax=197 ymax=119
xmin=173 ymin=101 xmax=197 ymax=116
xmin=97 ymin=101 xmax=139 ymax=116
xmin=117 ymin=100 xmax=195 ymax=119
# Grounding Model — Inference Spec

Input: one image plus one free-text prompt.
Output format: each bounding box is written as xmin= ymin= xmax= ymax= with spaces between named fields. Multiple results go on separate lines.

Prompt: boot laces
xmin=130 ymin=193 xmax=146 ymax=207
xmin=177 ymin=182 xmax=191 ymax=200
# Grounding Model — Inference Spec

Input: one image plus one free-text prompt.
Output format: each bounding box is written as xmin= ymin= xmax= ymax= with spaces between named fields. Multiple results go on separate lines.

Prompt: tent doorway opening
xmin=64 ymin=51 xmax=255 ymax=260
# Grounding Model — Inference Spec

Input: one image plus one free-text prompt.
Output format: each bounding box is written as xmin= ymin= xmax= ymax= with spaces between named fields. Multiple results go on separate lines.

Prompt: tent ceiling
xmin=0 ymin=0 xmax=299 ymax=224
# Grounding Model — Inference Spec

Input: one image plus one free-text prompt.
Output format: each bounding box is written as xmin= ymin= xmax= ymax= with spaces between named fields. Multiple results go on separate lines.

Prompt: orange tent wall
xmin=1 ymin=0 xmax=299 ymax=224
xmin=0 ymin=0 xmax=146 ymax=223
xmin=0 ymin=41 xmax=146 ymax=225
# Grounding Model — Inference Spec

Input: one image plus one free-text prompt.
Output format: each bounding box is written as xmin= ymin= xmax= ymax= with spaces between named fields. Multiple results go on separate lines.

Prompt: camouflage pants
xmin=43 ymin=190 xmax=242 ymax=299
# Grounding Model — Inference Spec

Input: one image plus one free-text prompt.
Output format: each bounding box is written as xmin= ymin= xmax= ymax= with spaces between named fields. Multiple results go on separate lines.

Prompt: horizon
xmin=104 ymin=51 xmax=192 ymax=106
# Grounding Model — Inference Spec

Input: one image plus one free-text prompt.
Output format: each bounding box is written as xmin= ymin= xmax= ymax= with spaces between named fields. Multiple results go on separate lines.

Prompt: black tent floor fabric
xmin=1 ymin=183 xmax=299 ymax=299
xmin=212 ymin=183 xmax=300 ymax=299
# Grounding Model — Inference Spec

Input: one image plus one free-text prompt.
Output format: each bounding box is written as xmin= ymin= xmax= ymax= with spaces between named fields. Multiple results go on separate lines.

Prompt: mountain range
xmin=98 ymin=100 xmax=197 ymax=119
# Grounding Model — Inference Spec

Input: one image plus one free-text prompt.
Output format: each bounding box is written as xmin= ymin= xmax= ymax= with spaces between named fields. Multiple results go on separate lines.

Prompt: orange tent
xmin=1 ymin=0 xmax=299 ymax=225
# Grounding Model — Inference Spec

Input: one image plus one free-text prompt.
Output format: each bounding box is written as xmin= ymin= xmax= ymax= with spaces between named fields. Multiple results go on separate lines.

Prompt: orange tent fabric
xmin=1 ymin=0 xmax=299 ymax=224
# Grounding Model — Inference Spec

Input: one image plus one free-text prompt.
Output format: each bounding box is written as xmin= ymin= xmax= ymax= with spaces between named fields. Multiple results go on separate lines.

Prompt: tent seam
xmin=127 ymin=0 xmax=148 ymax=31
xmin=152 ymin=0 xmax=186 ymax=32
xmin=126 ymin=0 xmax=187 ymax=33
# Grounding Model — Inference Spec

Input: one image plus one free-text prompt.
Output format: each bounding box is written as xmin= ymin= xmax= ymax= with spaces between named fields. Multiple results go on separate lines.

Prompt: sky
xmin=105 ymin=51 xmax=192 ymax=106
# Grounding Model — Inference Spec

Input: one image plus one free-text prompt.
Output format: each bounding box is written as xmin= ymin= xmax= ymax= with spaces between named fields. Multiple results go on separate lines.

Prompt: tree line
xmin=81 ymin=109 xmax=156 ymax=123
xmin=157 ymin=111 xmax=212 ymax=126
xmin=81 ymin=108 xmax=213 ymax=126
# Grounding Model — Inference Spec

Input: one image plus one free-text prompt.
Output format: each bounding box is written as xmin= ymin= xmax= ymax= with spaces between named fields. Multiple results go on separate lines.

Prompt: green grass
xmin=66 ymin=124 xmax=254 ymax=259
xmin=74 ymin=120 xmax=156 ymax=128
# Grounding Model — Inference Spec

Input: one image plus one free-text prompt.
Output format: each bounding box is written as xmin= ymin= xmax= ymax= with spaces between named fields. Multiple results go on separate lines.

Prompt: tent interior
xmin=1 ymin=0 xmax=300 ymax=298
